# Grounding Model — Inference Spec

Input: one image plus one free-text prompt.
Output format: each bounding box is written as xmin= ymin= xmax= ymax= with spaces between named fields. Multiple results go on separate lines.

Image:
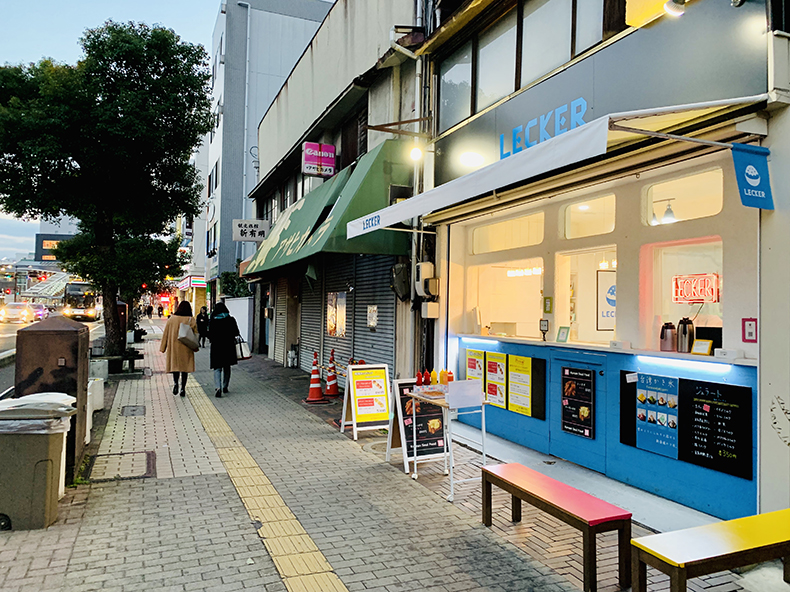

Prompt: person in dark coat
xmin=209 ymin=302 xmax=240 ymax=398
xmin=196 ymin=306 xmax=210 ymax=347
xmin=146 ymin=304 xmax=153 ymax=319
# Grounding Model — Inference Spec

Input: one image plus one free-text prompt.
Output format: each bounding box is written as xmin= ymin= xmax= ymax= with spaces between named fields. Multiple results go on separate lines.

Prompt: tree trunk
xmin=103 ymin=281 xmax=123 ymax=356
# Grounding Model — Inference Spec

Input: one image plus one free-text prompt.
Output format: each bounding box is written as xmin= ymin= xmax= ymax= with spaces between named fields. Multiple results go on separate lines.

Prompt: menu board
xmin=485 ymin=352 xmax=507 ymax=408
xmin=466 ymin=349 xmax=485 ymax=381
xmin=635 ymin=374 xmax=679 ymax=459
xmin=507 ymin=355 xmax=532 ymax=416
xmin=561 ymin=367 xmax=595 ymax=439
xmin=677 ymin=379 xmax=753 ymax=480
xmin=392 ymin=380 xmax=445 ymax=459
xmin=341 ymin=364 xmax=391 ymax=440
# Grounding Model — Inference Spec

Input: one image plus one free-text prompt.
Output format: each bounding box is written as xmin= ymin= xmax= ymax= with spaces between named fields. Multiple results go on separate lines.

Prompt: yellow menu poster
xmin=466 ymin=349 xmax=485 ymax=381
xmin=350 ymin=366 xmax=390 ymax=424
xmin=485 ymin=351 xmax=507 ymax=409
xmin=507 ymin=355 xmax=532 ymax=416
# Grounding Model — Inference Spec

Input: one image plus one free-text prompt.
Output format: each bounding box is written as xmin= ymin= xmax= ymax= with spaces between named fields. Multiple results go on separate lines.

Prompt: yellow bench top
xmin=632 ymin=508 xmax=790 ymax=568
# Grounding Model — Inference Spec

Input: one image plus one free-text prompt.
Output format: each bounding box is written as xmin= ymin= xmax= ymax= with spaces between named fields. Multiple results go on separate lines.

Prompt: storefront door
xmin=548 ymin=350 xmax=608 ymax=474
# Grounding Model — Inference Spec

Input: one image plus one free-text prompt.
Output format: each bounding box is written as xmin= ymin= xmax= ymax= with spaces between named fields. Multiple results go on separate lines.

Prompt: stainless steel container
xmin=677 ymin=317 xmax=695 ymax=353
xmin=660 ymin=322 xmax=677 ymax=351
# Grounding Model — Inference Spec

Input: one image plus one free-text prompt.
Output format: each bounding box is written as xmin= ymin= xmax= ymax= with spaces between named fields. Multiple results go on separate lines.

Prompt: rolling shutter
xmin=299 ymin=269 xmax=323 ymax=374
xmin=274 ymin=277 xmax=287 ymax=365
xmin=352 ymin=256 xmax=396 ymax=376
xmin=323 ymin=255 xmax=354 ymax=389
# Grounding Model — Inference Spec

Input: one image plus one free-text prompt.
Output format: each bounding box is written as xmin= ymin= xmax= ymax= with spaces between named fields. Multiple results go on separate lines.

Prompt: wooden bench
xmin=482 ymin=463 xmax=632 ymax=592
xmin=632 ymin=508 xmax=790 ymax=592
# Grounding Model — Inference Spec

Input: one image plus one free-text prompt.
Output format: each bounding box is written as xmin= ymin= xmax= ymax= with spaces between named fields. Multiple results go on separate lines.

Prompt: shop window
xmin=564 ymin=194 xmax=615 ymax=239
xmin=556 ymin=247 xmax=617 ymax=343
xmin=472 ymin=211 xmax=544 ymax=254
xmin=642 ymin=238 xmax=723 ymax=350
xmin=469 ymin=257 xmax=544 ymax=338
xmin=476 ymin=10 xmax=517 ymax=111
xmin=575 ymin=0 xmax=604 ymax=52
xmin=439 ymin=41 xmax=473 ymax=132
xmin=645 ymin=169 xmax=723 ymax=226
xmin=521 ymin=0 xmax=572 ymax=86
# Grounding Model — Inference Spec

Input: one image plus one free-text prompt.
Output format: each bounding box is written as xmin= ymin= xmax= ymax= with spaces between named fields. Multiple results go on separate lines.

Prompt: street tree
xmin=0 ymin=21 xmax=213 ymax=354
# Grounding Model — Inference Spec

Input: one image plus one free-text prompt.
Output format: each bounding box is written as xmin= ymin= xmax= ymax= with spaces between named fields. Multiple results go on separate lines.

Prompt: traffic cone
xmin=304 ymin=352 xmax=329 ymax=405
xmin=325 ymin=349 xmax=339 ymax=399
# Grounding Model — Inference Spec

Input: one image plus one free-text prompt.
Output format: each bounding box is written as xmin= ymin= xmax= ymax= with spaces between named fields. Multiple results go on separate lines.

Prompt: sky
xmin=0 ymin=0 xmax=223 ymax=260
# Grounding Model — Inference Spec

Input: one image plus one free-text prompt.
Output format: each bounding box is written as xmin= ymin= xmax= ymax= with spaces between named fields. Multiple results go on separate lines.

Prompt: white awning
xmin=347 ymin=94 xmax=768 ymax=238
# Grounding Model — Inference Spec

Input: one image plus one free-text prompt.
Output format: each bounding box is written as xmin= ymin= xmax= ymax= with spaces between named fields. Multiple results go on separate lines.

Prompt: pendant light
xmin=662 ymin=201 xmax=677 ymax=224
xmin=651 ymin=211 xmax=659 ymax=226
xmin=664 ymin=0 xmax=685 ymax=16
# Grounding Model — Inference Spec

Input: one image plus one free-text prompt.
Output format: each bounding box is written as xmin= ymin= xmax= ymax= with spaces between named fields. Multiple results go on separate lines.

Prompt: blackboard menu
xmin=394 ymin=380 xmax=445 ymax=458
xmin=677 ymin=379 xmax=753 ymax=480
xmin=561 ymin=367 xmax=595 ymax=439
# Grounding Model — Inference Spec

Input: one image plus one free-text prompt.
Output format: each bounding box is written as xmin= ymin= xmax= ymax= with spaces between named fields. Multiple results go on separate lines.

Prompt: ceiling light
xmin=664 ymin=0 xmax=685 ymax=16
xmin=662 ymin=202 xmax=677 ymax=224
xmin=410 ymin=146 xmax=423 ymax=161
xmin=578 ymin=205 xmax=589 ymax=211
xmin=459 ymin=152 xmax=484 ymax=167
xmin=651 ymin=211 xmax=659 ymax=226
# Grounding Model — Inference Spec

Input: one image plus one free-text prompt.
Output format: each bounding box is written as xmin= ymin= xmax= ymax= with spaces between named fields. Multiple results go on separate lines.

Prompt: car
xmin=0 ymin=302 xmax=35 ymax=323
xmin=30 ymin=303 xmax=49 ymax=321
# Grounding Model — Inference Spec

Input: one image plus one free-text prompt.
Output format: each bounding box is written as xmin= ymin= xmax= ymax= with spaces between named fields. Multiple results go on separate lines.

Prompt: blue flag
xmin=731 ymin=143 xmax=774 ymax=210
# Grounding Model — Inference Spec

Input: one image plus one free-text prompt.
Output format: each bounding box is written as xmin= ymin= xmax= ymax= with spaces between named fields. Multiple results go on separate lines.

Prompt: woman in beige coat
xmin=160 ymin=301 xmax=198 ymax=397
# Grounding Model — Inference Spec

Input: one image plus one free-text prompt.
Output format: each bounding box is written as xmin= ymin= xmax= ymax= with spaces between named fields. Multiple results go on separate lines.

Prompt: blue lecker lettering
xmin=499 ymin=97 xmax=588 ymax=159
xmin=362 ymin=215 xmax=380 ymax=231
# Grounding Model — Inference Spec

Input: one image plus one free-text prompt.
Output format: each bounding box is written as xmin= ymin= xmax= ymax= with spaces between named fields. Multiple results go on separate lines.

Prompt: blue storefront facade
xmin=419 ymin=0 xmax=787 ymax=519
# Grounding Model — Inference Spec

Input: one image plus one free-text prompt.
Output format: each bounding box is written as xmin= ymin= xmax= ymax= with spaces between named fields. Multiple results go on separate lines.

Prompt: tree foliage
xmin=0 ymin=21 xmax=213 ymax=354
xmin=220 ymin=260 xmax=252 ymax=299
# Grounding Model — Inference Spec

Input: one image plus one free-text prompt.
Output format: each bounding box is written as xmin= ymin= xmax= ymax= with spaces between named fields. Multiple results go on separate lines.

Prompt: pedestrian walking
xmin=160 ymin=301 xmax=198 ymax=397
xmin=196 ymin=306 xmax=210 ymax=348
xmin=157 ymin=304 xmax=163 ymax=318
xmin=146 ymin=304 xmax=153 ymax=319
xmin=209 ymin=302 xmax=240 ymax=398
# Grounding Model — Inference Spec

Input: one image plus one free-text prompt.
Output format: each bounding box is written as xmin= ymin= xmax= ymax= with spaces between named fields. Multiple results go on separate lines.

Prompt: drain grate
xmin=121 ymin=405 xmax=146 ymax=416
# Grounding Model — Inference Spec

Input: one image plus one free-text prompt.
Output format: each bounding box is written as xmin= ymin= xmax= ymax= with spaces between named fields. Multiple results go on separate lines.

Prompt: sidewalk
xmin=0 ymin=317 xmax=773 ymax=591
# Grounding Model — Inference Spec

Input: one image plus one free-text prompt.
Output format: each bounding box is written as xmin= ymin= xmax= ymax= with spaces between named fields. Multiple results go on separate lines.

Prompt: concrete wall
xmin=256 ymin=0 xmax=415 ymax=177
xmin=225 ymin=296 xmax=254 ymax=345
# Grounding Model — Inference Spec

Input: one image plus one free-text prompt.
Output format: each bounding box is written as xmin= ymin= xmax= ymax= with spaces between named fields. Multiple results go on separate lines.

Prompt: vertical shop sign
xmin=485 ymin=352 xmax=507 ymax=408
xmin=635 ymin=374 xmax=679 ymax=459
xmin=561 ymin=367 xmax=595 ymax=439
xmin=507 ymin=355 xmax=532 ymax=416
xmin=596 ymin=270 xmax=616 ymax=331
xmin=731 ymin=143 xmax=774 ymax=210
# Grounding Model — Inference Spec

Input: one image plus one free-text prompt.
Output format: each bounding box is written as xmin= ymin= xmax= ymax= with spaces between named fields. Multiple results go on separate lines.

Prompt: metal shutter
xmin=352 ymin=256 xmax=396 ymax=377
xmin=323 ymin=255 xmax=355 ymax=389
xmin=299 ymin=269 xmax=322 ymax=374
xmin=274 ymin=277 xmax=287 ymax=365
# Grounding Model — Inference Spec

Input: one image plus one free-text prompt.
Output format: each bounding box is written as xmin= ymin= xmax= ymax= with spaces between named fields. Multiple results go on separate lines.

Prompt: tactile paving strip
xmin=185 ymin=376 xmax=347 ymax=592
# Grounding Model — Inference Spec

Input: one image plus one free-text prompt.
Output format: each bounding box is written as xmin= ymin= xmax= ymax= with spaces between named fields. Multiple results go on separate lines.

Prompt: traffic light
xmin=141 ymin=283 xmax=147 ymax=289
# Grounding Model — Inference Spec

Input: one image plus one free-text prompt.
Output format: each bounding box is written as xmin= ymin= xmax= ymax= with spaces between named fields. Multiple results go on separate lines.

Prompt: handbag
xmin=177 ymin=322 xmax=200 ymax=351
xmin=235 ymin=335 xmax=252 ymax=360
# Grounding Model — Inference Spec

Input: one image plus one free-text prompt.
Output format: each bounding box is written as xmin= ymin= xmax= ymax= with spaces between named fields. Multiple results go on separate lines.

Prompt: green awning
xmin=244 ymin=139 xmax=411 ymax=276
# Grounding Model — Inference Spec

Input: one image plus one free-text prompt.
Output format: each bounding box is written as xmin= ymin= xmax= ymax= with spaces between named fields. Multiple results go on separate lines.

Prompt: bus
xmin=62 ymin=281 xmax=102 ymax=321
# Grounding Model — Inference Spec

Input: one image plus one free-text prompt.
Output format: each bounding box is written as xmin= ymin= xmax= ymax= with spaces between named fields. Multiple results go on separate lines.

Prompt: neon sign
xmin=672 ymin=273 xmax=719 ymax=304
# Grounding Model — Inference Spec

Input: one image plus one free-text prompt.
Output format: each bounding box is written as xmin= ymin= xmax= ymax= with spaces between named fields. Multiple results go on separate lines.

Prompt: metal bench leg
xmin=618 ymin=521 xmax=631 ymax=589
xmin=631 ymin=550 xmax=646 ymax=592
xmin=669 ymin=567 xmax=687 ymax=592
xmin=582 ymin=528 xmax=597 ymax=592
xmin=482 ymin=475 xmax=492 ymax=527
xmin=783 ymin=557 xmax=790 ymax=583
xmin=511 ymin=495 xmax=521 ymax=523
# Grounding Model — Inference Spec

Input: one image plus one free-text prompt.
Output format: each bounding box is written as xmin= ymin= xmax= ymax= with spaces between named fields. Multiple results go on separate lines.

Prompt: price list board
xmin=677 ymin=379 xmax=753 ymax=480
xmin=561 ymin=367 xmax=595 ymax=439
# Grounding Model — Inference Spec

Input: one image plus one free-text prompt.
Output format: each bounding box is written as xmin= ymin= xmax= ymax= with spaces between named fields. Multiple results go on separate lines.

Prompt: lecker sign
xmin=672 ymin=273 xmax=719 ymax=304
xmin=302 ymin=142 xmax=336 ymax=177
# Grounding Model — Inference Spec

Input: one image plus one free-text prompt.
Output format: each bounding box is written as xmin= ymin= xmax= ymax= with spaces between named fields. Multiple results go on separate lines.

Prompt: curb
xmin=0 ymin=349 xmax=15 ymax=369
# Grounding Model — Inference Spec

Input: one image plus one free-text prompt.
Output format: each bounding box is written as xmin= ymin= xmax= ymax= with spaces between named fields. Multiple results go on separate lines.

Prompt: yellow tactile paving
xmin=258 ymin=520 xmax=307 ymax=539
xmin=284 ymin=572 xmax=347 ymax=592
xmin=264 ymin=535 xmax=319 ymax=556
xmin=185 ymin=377 xmax=345 ymax=590
xmin=273 ymin=552 xmax=334 ymax=578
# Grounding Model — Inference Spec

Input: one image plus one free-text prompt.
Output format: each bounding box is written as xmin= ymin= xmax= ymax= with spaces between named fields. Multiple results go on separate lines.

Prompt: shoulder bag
xmin=177 ymin=321 xmax=200 ymax=351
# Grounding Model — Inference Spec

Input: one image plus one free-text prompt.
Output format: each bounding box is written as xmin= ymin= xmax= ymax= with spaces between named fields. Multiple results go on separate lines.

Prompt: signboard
xmin=327 ymin=292 xmax=346 ymax=337
xmin=507 ymin=355 xmax=532 ymax=416
xmin=561 ymin=367 xmax=595 ymax=439
xmin=596 ymin=270 xmax=616 ymax=331
xmin=485 ymin=352 xmax=507 ymax=408
xmin=232 ymin=219 xmax=269 ymax=242
xmin=672 ymin=273 xmax=719 ymax=304
xmin=302 ymin=142 xmax=336 ymax=177
xmin=367 ymin=305 xmax=378 ymax=328
xmin=635 ymin=374 xmax=679 ymax=459
xmin=677 ymin=378 xmax=753 ymax=480
xmin=731 ymin=143 xmax=774 ymax=210
xmin=386 ymin=379 xmax=446 ymax=474
xmin=340 ymin=364 xmax=391 ymax=440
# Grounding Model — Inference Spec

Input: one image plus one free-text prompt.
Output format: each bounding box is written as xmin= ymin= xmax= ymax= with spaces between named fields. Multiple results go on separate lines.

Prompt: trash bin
xmin=0 ymin=396 xmax=76 ymax=530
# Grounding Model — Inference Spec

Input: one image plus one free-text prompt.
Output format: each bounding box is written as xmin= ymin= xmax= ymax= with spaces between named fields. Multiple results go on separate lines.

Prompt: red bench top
xmin=483 ymin=463 xmax=632 ymax=527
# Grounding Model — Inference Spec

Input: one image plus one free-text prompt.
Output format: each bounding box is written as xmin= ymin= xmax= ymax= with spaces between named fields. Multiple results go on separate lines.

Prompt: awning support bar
xmin=381 ymin=227 xmax=437 ymax=235
xmin=608 ymin=122 xmax=734 ymax=149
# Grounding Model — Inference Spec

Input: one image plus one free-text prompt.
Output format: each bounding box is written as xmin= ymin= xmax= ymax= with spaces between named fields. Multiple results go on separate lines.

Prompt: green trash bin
xmin=0 ymin=397 xmax=75 ymax=530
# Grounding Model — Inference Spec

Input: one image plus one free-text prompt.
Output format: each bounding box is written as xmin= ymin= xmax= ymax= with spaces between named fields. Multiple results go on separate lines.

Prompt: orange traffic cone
xmin=325 ymin=349 xmax=339 ymax=399
xmin=304 ymin=352 xmax=329 ymax=405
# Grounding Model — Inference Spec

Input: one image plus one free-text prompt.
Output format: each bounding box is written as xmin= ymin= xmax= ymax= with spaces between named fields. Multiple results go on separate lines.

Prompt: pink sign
xmin=302 ymin=142 xmax=336 ymax=177
xmin=671 ymin=273 xmax=719 ymax=304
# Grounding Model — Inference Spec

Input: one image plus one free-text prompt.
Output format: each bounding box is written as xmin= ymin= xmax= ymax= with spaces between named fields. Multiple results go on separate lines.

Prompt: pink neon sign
xmin=671 ymin=273 xmax=720 ymax=304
